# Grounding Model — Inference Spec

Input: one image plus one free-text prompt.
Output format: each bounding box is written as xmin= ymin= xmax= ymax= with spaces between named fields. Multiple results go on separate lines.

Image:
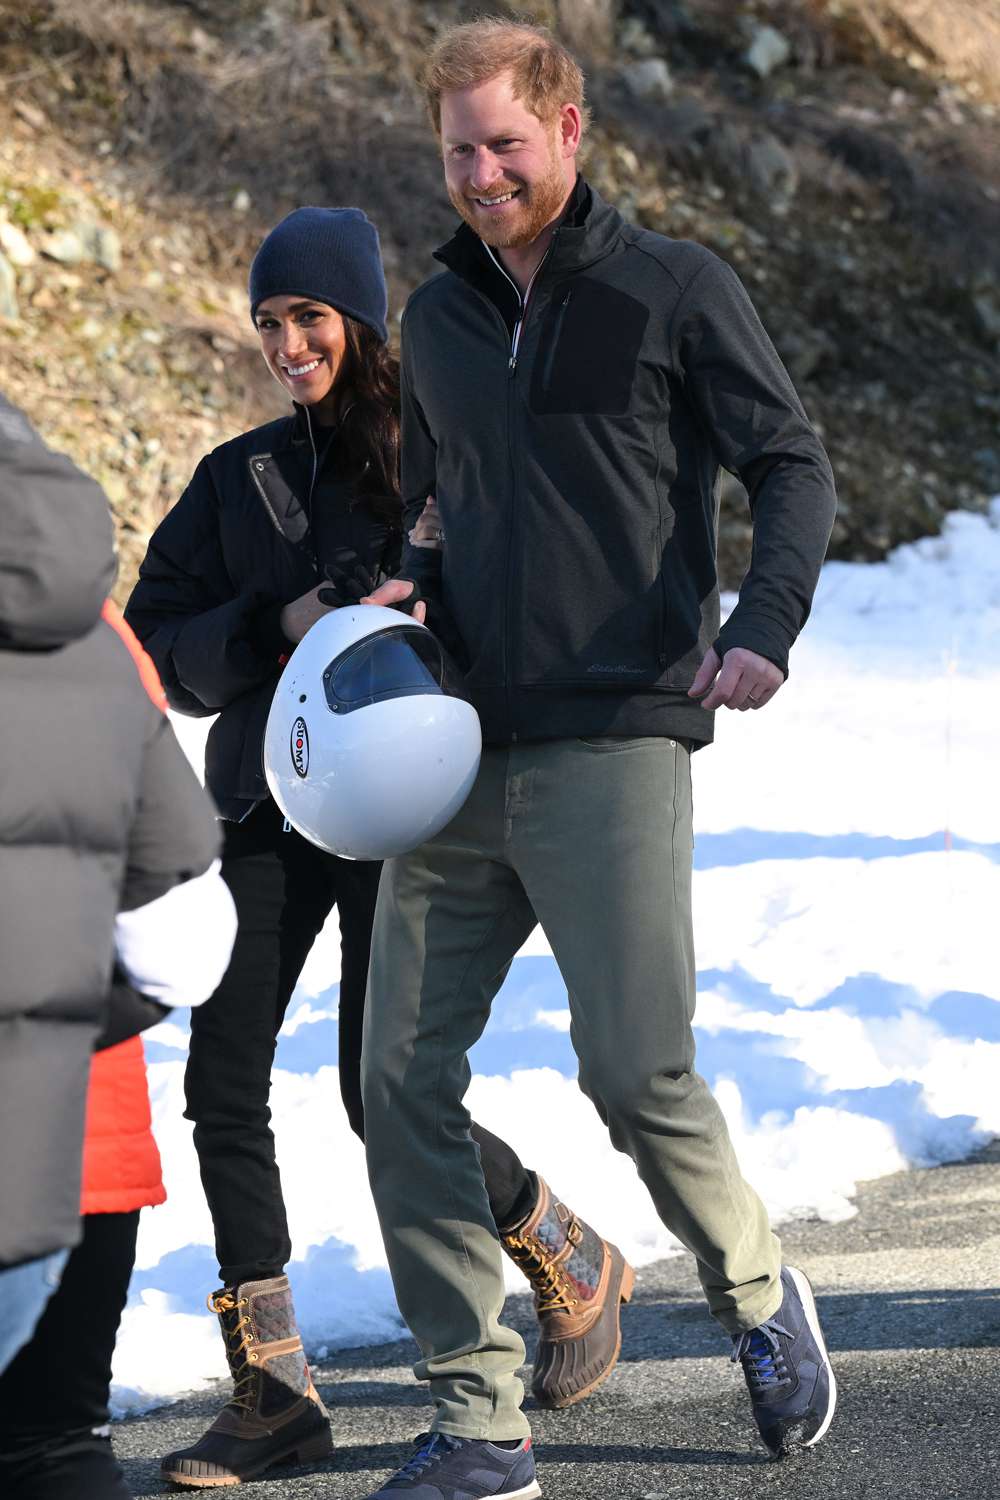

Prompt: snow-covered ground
xmin=112 ymin=501 xmax=1000 ymax=1412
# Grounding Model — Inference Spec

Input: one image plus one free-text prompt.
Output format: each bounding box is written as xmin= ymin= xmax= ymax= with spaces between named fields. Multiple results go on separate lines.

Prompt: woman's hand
xmin=409 ymin=495 xmax=444 ymax=550
xmin=279 ymin=585 xmax=337 ymax=645
xmin=359 ymin=579 xmax=426 ymax=624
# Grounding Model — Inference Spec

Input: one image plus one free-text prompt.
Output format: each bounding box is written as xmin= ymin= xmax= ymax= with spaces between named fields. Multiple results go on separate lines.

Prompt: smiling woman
xmin=120 ymin=206 xmax=564 ymax=1490
xmin=121 ymin=206 xmax=409 ymax=1485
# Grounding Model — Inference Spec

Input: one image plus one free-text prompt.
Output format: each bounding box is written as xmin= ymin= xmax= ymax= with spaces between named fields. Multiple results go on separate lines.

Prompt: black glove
xmin=386 ymin=578 xmax=424 ymax=617
xmin=320 ymin=548 xmax=425 ymax=619
xmin=317 ymin=548 xmax=379 ymax=607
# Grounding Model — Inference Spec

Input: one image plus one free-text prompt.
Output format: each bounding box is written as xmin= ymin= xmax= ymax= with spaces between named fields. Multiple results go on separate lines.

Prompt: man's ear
xmin=559 ymin=102 xmax=583 ymax=157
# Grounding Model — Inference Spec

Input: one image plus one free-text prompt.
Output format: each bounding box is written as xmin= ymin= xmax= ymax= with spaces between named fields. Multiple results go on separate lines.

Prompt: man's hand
xmin=359 ymin=578 xmax=427 ymax=625
xmin=688 ymin=646 xmax=783 ymax=711
xmin=409 ymin=495 xmax=444 ymax=550
xmin=279 ymin=584 xmax=338 ymax=645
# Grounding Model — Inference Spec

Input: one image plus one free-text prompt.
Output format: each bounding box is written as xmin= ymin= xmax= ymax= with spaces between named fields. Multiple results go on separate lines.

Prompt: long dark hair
xmin=335 ymin=319 xmax=402 ymax=528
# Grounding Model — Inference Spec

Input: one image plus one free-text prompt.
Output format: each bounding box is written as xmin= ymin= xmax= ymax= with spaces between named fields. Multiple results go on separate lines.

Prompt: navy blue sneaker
xmin=732 ymin=1265 xmax=837 ymax=1458
xmin=365 ymin=1432 xmax=541 ymax=1498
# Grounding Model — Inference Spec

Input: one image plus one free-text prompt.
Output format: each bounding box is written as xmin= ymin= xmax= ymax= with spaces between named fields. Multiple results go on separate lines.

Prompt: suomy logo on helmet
xmin=290 ymin=717 xmax=309 ymax=778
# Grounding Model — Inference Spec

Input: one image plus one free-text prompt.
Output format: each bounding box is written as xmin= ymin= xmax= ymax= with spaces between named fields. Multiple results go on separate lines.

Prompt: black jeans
xmin=0 ymin=1211 xmax=137 ymax=1499
xmin=185 ymin=798 xmax=535 ymax=1286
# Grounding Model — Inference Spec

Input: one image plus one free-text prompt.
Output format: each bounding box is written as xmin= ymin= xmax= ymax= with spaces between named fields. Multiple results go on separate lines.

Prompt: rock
xmin=101 ymin=472 xmax=130 ymax=507
xmin=618 ymin=16 xmax=658 ymax=56
xmin=972 ymin=289 xmax=1000 ymax=341
xmin=743 ymin=133 xmax=799 ymax=204
xmin=613 ymin=143 xmax=640 ymax=177
xmin=0 ymin=251 xmax=19 ymax=319
xmin=40 ymin=221 xmax=121 ymax=272
xmin=703 ymin=124 xmax=798 ymax=208
xmin=744 ymin=24 xmax=792 ymax=79
xmin=825 ymin=127 xmax=916 ymax=198
xmin=973 ymin=448 xmax=1000 ymax=485
xmin=13 ymin=99 xmax=47 ymax=131
xmin=556 ymin=0 xmax=616 ymax=56
xmin=622 ymin=57 xmax=674 ymax=103
xmin=0 ymin=218 xmax=35 ymax=267
xmin=189 ymin=25 xmax=213 ymax=54
xmin=40 ymin=228 xmax=85 ymax=265
xmin=78 ymin=223 xmax=122 ymax=272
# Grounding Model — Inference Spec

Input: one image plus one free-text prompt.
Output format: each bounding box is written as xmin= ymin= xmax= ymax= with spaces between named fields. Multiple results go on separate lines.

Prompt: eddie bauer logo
xmin=290 ymin=717 xmax=309 ymax=778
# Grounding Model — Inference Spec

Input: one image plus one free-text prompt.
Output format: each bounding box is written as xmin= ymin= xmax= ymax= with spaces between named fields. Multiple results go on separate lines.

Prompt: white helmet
xmin=264 ymin=605 xmax=481 ymax=860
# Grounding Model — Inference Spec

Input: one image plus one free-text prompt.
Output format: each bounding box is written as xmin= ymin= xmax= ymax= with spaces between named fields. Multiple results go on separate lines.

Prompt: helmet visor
xmin=323 ymin=625 xmax=466 ymax=715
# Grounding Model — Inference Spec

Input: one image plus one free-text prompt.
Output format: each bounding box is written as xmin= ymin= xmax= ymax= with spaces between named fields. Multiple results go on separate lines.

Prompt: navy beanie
xmin=248 ymin=206 xmax=389 ymax=344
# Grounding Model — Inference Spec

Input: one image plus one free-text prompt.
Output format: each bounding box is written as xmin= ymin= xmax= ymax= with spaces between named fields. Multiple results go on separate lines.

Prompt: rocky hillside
xmin=1 ymin=0 xmax=998 ymax=598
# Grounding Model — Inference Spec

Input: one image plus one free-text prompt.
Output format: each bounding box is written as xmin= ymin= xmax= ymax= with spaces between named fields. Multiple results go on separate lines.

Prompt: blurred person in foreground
xmin=124 ymin=207 xmax=629 ymax=1490
xmin=359 ymin=19 xmax=839 ymax=1497
xmin=0 ymin=393 xmax=236 ymax=1497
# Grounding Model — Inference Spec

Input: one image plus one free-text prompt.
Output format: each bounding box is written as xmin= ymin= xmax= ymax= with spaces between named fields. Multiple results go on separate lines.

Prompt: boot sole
xmin=162 ymin=1425 xmax=333 ymax=1488
xmin=533 ymin=1247 xmax=635 ymax=1410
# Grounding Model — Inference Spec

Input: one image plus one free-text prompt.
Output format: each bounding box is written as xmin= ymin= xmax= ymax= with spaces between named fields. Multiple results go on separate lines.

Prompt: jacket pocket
xmin=530 ymin=277 xmax=649 ymax=416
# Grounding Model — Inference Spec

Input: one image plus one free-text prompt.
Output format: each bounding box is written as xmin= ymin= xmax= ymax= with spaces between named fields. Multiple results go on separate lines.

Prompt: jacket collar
xmin=432 ymin=177 xmax=625 ymax=291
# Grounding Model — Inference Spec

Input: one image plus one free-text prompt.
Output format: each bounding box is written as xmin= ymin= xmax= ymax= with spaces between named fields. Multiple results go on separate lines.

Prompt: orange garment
xmin=80 ymin=604 xmax=170 ymax=1215
xmin=80 ymin=1037 xmax=165 ymax=1215
xmin=100 ymin=598 xmax=168 ymax=713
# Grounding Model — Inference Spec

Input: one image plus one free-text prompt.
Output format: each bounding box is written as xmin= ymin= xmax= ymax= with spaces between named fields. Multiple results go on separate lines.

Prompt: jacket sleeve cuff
xmin=399 ymin=541 xmax=443 ymax=598
xmin=246 ymin=601 xmax=294 ymax=662
xmin=713 ymin=612 xmax=791 ymax=678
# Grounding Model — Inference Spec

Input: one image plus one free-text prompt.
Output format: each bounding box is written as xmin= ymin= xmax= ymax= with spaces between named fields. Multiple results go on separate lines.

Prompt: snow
xmin=112 ymin=500 xmax=1000 ymax=1413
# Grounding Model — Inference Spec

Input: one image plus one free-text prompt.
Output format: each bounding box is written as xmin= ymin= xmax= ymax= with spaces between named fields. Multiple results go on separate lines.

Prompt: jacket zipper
xmin=483 ymin=242 xmax=557 ymax=739
xmin=304 ymin=403 xmax=318 ymax=504
xmin=485 ymin=244 xmax=549 ymax=374
xmin=303 ymin=405 xmax=333 ymax=575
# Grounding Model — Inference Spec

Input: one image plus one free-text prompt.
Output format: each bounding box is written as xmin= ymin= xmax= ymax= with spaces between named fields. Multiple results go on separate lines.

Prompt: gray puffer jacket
xmin=0 ymin=394 xmax=220 ymax=1267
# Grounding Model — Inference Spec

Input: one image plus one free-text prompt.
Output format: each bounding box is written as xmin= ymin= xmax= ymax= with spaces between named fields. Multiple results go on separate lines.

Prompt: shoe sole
xmin=500 ymin=1485 xmax=541 ymax=1499
xmin=162 ymin=1426 xmax=333 ymax=1488
xmin=533 ymin=1247 xmax=635 ymax=1410
xmin=786 ymin=1265 xmax=837 ymax=1449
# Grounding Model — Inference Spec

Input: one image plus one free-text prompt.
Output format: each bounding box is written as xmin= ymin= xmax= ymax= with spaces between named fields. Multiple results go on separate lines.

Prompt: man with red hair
xmin=362 ymin=19 xmax=838 ymax=1496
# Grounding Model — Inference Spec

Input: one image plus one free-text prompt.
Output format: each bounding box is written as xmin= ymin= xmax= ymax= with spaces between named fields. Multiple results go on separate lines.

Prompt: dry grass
xmin=807 ymin=0 xmax=1000 ymax=102
xmin=1 ymin=0 xmax=998 ymax=586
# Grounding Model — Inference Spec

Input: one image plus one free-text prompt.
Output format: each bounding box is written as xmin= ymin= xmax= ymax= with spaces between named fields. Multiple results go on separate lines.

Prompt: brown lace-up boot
xmin=160 ymin=1275 xmax=332 ymax=1488
xmin=501 ymin=1177 xmax=635 ymax=1409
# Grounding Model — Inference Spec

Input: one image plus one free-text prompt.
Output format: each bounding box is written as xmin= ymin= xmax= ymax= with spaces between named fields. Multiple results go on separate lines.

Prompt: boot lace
xmin=209 ymin=1291 xmax=257 ymax=1412
xmin=731 ymin=1319 xmax=793 ymax=1392
xmin=388 ymin=1432 xmax=462 ymax=1484
xmin=502 ymin=1229 xmax=579 ymax=1314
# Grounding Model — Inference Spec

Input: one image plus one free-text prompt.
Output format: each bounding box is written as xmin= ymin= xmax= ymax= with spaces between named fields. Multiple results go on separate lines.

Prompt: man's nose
xmin=468 ymin=147 xmax=502 ymax=193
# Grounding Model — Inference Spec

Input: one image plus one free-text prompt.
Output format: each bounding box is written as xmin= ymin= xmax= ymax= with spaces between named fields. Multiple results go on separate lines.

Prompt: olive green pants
xmin=361 ymin=738 xmax=781 ymax=1438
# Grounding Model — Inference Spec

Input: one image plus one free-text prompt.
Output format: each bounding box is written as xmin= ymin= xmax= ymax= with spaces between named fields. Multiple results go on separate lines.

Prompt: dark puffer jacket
xmin=125 ymin=407 xmax=400 ymax=819
xmin=0 ymin=395 xmax=220 ymax=1268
